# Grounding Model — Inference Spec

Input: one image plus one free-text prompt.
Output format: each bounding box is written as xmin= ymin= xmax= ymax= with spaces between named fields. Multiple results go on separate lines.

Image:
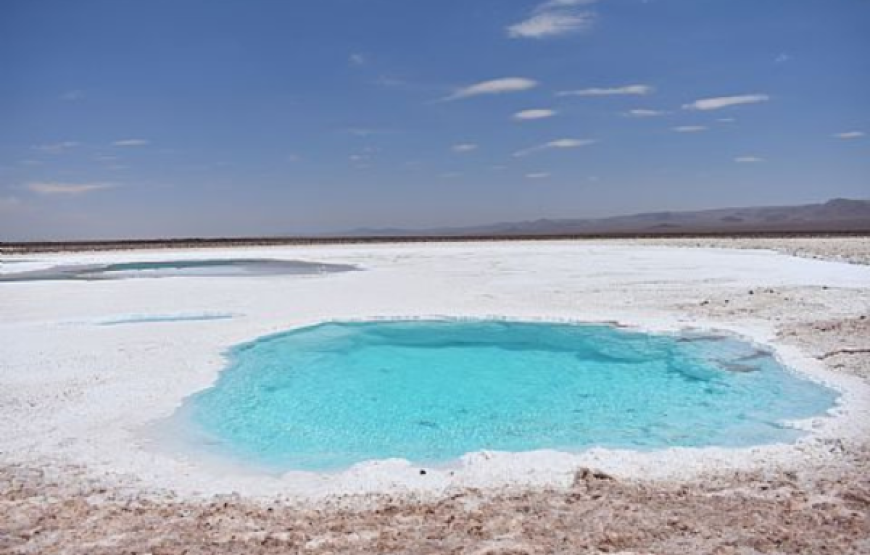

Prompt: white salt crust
xmin=1 ymin=241 xmax=869 ymax=501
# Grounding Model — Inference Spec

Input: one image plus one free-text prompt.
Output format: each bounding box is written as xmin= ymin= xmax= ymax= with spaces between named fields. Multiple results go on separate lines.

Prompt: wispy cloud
xmin=443 ymin=77 xmax=538 ymax=101
xmin=34 ymin=141 xmax=80 ymax=153
xmin=625 ymin=109 xmax=666 ymax=117
xmin=834 ymin=131 xmax=865 ymax=140
xmin=734 ymin=156 xmax=764 ymax=163
xmin=112 ymin=138 xmax=150 ymax=147
xmin=774 ymin=53 xmax=791 ymax=63
xmin=349 ymin=151 xmax=373 ymax=169
xmin=27 ymin=182 xmax=115 ymax=196
xmin=525 ymin=172 xmax=551 ymax=179
xmin=683 ymin=94 xmax=769 ymax=111
xmin=61 ymin=90 xmax=84 ymax=101
xmin=513 ymin=108 xmax=557 ymax=121
xmin=536 ymin=0 xmax=598 ymax=9
xmin=557 ymin=84 xmax=653 ymax=97
xmin=514 ymin=138 xmax=596 ymax=157
xmin=374 ymin=75 xmax=407 ymax=88
xmin=672 ymin=125 xmax=707 ymax=133
xmin=349 ymin=53 xmax=367 ymax=66
xmin=507 ymin=11 xmax=595 ymax=39
xmin=451 ymin=143 xmax=478 ymax=153
xmin=508 ymin=0 xmax=598 ymax=39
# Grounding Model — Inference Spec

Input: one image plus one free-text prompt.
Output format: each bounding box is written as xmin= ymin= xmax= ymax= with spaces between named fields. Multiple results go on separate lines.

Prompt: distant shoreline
xmin=4 ymin=230 xmax=870 ymax=254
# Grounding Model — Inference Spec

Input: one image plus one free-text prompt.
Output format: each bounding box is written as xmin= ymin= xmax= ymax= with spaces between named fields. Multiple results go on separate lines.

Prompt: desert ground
xmin=2 ymin=237 xmax=869 ymax=554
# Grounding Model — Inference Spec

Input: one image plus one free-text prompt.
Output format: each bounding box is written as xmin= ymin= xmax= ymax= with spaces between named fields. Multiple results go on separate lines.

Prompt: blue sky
xmin=1 ymin=0 xmax=868 ymax=240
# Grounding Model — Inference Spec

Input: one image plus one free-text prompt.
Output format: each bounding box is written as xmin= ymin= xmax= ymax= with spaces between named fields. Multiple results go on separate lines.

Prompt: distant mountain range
xmin=4 ymin=199 xmax=869 ymax=252
xmin=334 ymin=198 xmax=870 ymax=237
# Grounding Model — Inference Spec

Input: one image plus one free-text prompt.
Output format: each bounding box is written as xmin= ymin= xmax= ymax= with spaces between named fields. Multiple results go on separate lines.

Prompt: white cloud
xmin=834 ymin=131 xmax=865 ymax=140
xmin=683 ymin=94 xmax=769 ymax=111
xmin=717 ymin=117 xmax=737 ymax=123
xmin=508 ymin=0 xmax=598 ymax=39
xmin=349 ymin=152 xmax=372 ymax=169
xmin=344 ymin=127 xmax=393 ymax=137
xmin=444 ymin=77 xmax=538 ymax=101
xmin=557 ymin=84 xmax=653 ymax=97
xmin=734 ymin=156 xmax=765 ymax=163
xmin=34 ymin=141 xmax=79 ymax=153
xmin=349 ymin=53 xmax=366 ymax=66
xmin=451 ymin=143 xmax=478 ymax=153
xmin=514 ymin=138 xmax=596 ymax=157
xmin=672 ymin=125 xmax=708 ymax=133
xmin=548 ymin=138 xmax=593 ymax=148
xmin=526 ymin=172 xmax=551 ymax=179
xmin=27 ymin=182 xmax=115 ymax=196
xmin=513 ymin=108 xmax=557 ymax=121
xmin=507 ymin=11 xmax=595 ymax=39
xmin=775 ymin=53 xmax=791 ymax=63
xmin=536 ymin=0 xmax=598 ymax=10
xmin=112 ymin=138 xmax=150 ymax=147
xmin=347 ymin=147 xmax=377 ymax=165
xmin=626 ymin=109 xmax=665 ymax=117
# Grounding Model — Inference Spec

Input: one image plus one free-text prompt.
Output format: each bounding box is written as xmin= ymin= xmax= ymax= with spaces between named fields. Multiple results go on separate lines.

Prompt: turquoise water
xmin=179 ymin=320 xmax=838 ymax=471
xmin=0 ymin=259 xmax=355 ymax=282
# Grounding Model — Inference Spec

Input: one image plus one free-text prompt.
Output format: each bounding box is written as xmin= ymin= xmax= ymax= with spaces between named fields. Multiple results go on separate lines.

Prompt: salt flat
xmin=2 ymin=240 xmax=870 ymax=502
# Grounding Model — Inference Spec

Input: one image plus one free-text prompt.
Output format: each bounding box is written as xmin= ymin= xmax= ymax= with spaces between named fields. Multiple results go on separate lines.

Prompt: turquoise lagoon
xmin=177 ymin=320 xmax=837 ymax=471
xmin=0 ymin=259 xmax=355 ymax=282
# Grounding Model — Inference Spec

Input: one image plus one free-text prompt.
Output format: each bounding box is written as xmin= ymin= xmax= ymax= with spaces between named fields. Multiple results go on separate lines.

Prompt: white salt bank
xmin=1 ymin=240 xmax=870 ymax=499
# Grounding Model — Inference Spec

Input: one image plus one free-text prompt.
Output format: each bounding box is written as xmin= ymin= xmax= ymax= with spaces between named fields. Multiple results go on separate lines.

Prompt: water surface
xmin=177 ymin=320 xmax=837 ymax=471
xmin=0 ymin=258 xmax=356 ymax=282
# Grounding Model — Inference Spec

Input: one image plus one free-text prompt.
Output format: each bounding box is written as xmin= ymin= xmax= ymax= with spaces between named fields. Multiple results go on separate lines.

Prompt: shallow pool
xmin=176 ymin=320 xmax=838 ymax=471
xmin=0 ymin=258 xmax=356 ymax=281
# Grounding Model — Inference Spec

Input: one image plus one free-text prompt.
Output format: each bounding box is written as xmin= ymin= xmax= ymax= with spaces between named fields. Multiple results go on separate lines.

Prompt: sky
xmin=1 ymin=0 xmax=868 ymax=240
